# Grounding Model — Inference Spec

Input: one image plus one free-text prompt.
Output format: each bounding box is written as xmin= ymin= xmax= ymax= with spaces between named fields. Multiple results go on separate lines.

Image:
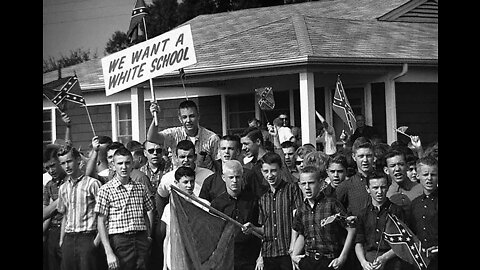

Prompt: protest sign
xmin=101 ymin=24 xmax=197 ymax=96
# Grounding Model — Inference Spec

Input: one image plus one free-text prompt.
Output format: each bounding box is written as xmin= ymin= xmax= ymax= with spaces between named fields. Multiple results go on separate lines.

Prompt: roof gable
xmin=378 ymin=0 xmax=438 ymax=23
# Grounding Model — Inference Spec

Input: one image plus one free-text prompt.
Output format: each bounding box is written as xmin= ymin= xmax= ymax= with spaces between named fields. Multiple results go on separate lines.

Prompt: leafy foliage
xmin=43 ymin=48 xmax=98 ymax=73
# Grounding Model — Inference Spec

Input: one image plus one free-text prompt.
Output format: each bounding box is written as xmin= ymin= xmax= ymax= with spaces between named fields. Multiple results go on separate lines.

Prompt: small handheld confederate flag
xmin=43 ymin=75 xmax=85 ymax=113
xmin=383 ymin=213 xmax=430 ymax=270
xmin=332 ymin=76 xmax=356 ymax=134
xmin=127 ymin=0 xmax=147 ymax=43
xmin=255 ymin=86 xmax=275 ymax=110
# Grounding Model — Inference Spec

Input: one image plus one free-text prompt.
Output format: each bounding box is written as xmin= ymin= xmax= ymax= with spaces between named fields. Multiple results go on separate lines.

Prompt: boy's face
xmin=417 ymin=164 xmax=438 ymax=194
xmin=366 ymin=177 xmax=389 ymax=205
xmin=327 ymin=162 xmax=346 ymax=188
xmin=282 ymin=147 xmax=295 ymax=168
xmin=144 ymin=141 xmax=163 ymax=166
xmin=219 ymin=140 xmax=239 ymax=162
xmin=58 ymin=151 xmax=80 ymax=176
xmin=176 ymin=175 xmax=195 ymax=195
xmin=261 ymin=162 xmax=282 ymax=188
xmin=353 ymin=147 xmax=374 ymax=174
xmin=175 ymin=148 xmax=196 ymax=169
xmin=113 ymin=154 xmax=133 ymax=179
xmin=384 ymin=154 xmax=407 ymax=184
xmin=178 ymin=107 xmax=199 ymax=133
xmin=299 ymin=172 xmax=322 ymax=200
xmin=44 ymin=158 xmax=64 ymax=180
xmin=407 ymin=164 xmax=417 ymax=182
xmin=240 ymin=136 xmax=259 ymax=158
xmin=222 ymin=167 xmax=244 ymax=193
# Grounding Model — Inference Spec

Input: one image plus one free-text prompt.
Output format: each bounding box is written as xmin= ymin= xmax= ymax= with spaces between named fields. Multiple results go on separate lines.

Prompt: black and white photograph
xmin=43 ymin=1 xmax=438 ymax=269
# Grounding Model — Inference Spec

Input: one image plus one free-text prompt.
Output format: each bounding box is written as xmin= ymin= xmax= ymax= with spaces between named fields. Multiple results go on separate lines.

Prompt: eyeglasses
xmin=147 ymin=148 xmax=162 ymax=155
xmin=295 ymin=160 xmax=303 ymax=165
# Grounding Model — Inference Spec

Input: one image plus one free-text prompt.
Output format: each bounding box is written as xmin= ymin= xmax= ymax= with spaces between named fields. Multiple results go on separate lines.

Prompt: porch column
xmin=221 ymin=94 xmax=227 ymax=135
xmin=299 ymin=71 xmax=316 ymax=145
xmin=131 ymin=87 xmax=146 ymax=142
xmin=384 ymin=79 xmax=397 ymax=144
xmin=364 ymin=83 xmax=373 ymax=126
xmin=289 ymin=89 xmax=295 ymax=126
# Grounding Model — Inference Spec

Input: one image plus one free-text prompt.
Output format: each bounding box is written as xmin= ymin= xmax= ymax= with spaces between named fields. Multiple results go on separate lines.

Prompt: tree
xmin=43 ymin=48 xmax=98 ymax=73
xmin=147 ymin=0 xmax=179 ymax=37
xmin=104 ymin=31 xmax=130 ymax=55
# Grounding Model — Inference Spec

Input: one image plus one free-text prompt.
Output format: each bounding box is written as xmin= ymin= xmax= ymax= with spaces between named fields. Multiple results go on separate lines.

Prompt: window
xmin=226 ymin=94 xmax=255 ymax=136
xmin=43 ymin=109 xmax=53 ymax=147
xmin=117 ymin=104 xmax=132 ymax=145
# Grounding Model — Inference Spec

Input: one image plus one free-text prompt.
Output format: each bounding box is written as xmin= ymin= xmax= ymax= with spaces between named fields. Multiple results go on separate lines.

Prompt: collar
xmin=422 ymin=188 xmax=438 ymax=200
xmin=111 ymin=176 xmax=134 ymax=188
xmin=391 ymin=178 xmax=416 ymax=191
xmin=147 ymin=162 xmax=162 ymax=174
xmin=182 ymin=125 xmax=202 ymax=139
xmin=303 ymin=190 xmax=325 ymax=206
xmin=367 ymin=198 xmax=392 ymax=212
xmin=267 ymin=179 xmax=287 ymax=194
xmin=68 ymin=174 xmax=85 ymax=185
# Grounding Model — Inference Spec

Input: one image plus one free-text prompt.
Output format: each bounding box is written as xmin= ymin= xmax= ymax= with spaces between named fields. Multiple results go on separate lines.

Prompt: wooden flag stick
xmin=171 ymin=185 xmax=263 ymax=239
xmin=394 ymin=128 xmax=413 ymax=139
xmin=83 ymin=104 xmax=96 ymax=136
xmin=142 ymin=17 xmax=158 ymax=126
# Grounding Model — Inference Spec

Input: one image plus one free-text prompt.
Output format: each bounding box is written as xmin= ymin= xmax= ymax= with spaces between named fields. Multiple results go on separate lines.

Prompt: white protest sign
xmin=101 ymin=24 xmax=197 ymax=96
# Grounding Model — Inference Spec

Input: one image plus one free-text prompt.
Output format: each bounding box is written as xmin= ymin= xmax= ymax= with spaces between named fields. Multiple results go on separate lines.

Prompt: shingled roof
xmin=43 ymin=0 xmax=438 ymax=90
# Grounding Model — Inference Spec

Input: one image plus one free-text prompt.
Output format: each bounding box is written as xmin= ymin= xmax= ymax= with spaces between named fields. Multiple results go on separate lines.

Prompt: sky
xmin=43 ymin=0 xmax=153 ymax=60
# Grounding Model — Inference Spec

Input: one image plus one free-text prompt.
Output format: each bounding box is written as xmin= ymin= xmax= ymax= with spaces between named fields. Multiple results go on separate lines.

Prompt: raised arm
xmin=147 ymin=102 xmax=164 ymax=143
xmin=61 ymin=112 xmax=72 ymax=146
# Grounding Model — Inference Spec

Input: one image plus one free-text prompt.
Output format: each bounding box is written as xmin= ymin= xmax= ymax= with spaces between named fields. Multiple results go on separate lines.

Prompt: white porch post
xmin=289 ymin=89 xmax=295 ymax=126
xmin=385 ymin=79 xmax=397 ymax=144
xmin=364 ymin=83 xmax=373 ymax=126
xmin=299 ymin=72 xmax=316 ymax=145
xmin=111 ymin=103 xmax=117 ymax=140
xmin=131 ymin=87 xmax=146 ymax=142
xmin=324 ymin=87 xmax=333 ymax=125
xmin=221 ymin=94 xmax=227 ymax=135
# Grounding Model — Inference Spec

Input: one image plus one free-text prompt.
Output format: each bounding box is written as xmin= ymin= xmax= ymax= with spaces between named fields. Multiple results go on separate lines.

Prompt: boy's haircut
xmin=299 ymin=165 xmax=322 ymax=181
xmin=176 ymin=139 xmax=196 ymax=155
xmin=303 ymin=151 xmax=329 ymax=179
xmin=260 ymin=151 xmax=283 ymax=168
xmin=280 ymin=140 xmax=296 ymax=149
xmin=240 ymin=126 xmax=264 ymax=145
xmin=97 ymin=135 xmax=113 ymax=145
xmin=221 ymin=134 xmax=241 ymax=149
xmin=174 ymin=166 xmax=195 ymax=181
xmin=133 ymin=149 xmax=146 ymax=158
xmin=178 ymin=99 xmax=198 ymax=112
xmin=247 ymin=118 xmax=260 ymax=125
xmin=113 ymin=147 xmax=133 ymax=159
xmin=57 ymin=145 xmax=81 ymax=159
xmin=416 ymin=155 xmax=438 ymax=171
xmin=406 ymin=154 xmax=418 ymax=166
xmin=107 ymin=141 xmax=126 ymax=152
xmin=43 ymin=145 xmax=60 ymax=163
xmin=222 ymin=159 xmax=244 ymax=175
xmin=326 ymin=153 xmax=348 ymax=169
xmin=126 ymin=140 xmax=143 ymax=152
xmin=383 ymin=148 xmax=406 ymax=162
xmin=294 ymin=144 xmax=316 ymax=160
xmin=352 ymin=137 xmax=373 ymax=153
xmin=365 ymin=170 xmax=389 ymax=188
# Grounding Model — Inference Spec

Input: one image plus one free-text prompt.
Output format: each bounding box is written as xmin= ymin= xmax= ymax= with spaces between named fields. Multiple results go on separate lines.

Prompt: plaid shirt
xmin=258 ymin=180 xmax=303 ymax=257
xmin=139 ymin=162 xmax=164 ymax=192
xmin=57 ymin=174 xmax=102 ymax=233
xmin=160 ymin=126 xmax=220 ymax=171
xmin=336 ymin=172 xmax=370 ymax=217
xmin=95 ymin=177 xmax=154 ymax=234
xmin=292 ymin=193 xmax=351 ymax=256
xmin=43 ymin=177 xmax=66 ymax=226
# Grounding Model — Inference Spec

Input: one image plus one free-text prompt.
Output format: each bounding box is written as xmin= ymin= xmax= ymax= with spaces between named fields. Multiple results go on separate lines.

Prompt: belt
xmin=119 ymin=230 xmax=145 ymax=236
xmin=305 ymin=250 xmax=335 ymax=260
xmin=66 ymin=231 xmax=97 ymax=235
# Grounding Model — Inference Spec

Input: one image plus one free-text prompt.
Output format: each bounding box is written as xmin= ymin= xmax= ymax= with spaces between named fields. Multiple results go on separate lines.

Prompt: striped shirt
xmin=292 ymin=193 xmax=351 ymax=256
xmin=43 ymin=177 xmax=66 ymax=226
xmin=160 ymin=126 xmax=220 ymax=171
xmin=258 ymin=180 xmax=303 ymax=257
xmin=57 ymin=174 xmax=102 ymax=233
xmin=95 ymin=177 xmax=154 ymax=235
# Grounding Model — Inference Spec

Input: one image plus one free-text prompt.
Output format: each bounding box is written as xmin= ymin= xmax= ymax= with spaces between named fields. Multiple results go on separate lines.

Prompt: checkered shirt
xmin=95 ymin=177 xmax=154 ymax=234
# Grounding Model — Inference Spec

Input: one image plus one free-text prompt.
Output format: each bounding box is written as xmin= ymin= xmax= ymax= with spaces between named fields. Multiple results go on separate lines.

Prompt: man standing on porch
xmin=148 ymin=100 xmax=220 ymax=172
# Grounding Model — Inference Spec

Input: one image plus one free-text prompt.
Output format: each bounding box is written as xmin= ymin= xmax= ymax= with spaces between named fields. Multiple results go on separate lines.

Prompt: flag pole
xmin=142 ymin=17 xmax=158 ymax=126
xmin=179 ymin=68 xmax=188 ymax=100
xmin=83 ymin=105 xmax=96 ymax=136
xmin=171 ymin=185 xmax=263 ymax=239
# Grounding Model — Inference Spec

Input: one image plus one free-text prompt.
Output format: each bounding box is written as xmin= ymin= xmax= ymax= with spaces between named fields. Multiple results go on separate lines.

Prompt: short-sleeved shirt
xmin=409 ymin=189 xmax=438 ymax=249
xmin=95 ymin=177 xmax=154 ymax=234
xmin=43 ymin=177 xmax=66 ymax=226
xmin=160 ymin=126 xmax=220 ymax=171
xmin=157 ymin=166 xmax=214 ymax=198
xmin=292 ymin=193 xmax=352 ymax=256
xmin=355 ymin=199 xmax=405 ymax=252
xmin=139 ymin=162 xmax=164 ymax=193
xmin=336 ymin=172 xmax=371 ymax=217
xmin=258 ymin=180 xmax=303 ymax=257
xmin=57 ymin=174 xmax=102 ymax=233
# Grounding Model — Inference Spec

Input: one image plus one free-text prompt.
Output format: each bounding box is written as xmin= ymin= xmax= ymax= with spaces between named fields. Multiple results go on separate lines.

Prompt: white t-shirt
xmin=43 ymin=172 xmax=52 ymax=187
xmin=157 ymin=166 xmax=214 ymax=198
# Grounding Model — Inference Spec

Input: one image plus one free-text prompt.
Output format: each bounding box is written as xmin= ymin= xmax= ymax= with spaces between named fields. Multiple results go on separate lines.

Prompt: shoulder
xmin=196 ymin=167 xmax=214 ymax=177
